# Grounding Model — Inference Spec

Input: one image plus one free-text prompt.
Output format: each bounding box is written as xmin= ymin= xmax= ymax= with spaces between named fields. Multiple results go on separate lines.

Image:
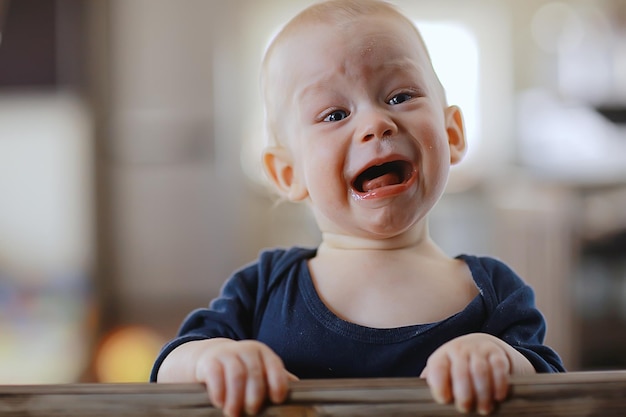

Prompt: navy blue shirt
xmin=151 ymin=247 xmax=564 ymax=381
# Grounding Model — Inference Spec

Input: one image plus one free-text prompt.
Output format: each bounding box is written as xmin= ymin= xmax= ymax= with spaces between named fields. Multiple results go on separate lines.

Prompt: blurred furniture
xmin=492 ymin=177 xmax=626 ymax=371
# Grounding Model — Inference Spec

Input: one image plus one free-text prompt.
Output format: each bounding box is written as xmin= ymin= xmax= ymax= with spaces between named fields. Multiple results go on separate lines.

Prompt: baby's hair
xmin=260 ymin=0 xmax=439 ymax=147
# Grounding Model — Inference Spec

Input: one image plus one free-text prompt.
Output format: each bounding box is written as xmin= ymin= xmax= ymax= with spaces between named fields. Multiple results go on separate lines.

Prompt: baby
xmin=151 ymin=1 xmax=565 ymax=416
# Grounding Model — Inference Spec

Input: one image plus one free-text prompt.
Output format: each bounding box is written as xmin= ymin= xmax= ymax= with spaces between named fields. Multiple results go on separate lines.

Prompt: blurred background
xmin=1 ymin=0 xmax=626 ymax=383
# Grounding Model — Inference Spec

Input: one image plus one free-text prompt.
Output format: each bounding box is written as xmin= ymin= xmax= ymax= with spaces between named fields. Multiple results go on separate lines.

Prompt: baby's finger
xmin=261 ymin=349 xmax=290 ymax=404
xmin=240 ymin=352 xmax=268 ymax=415
xmin=424 ymin=355 xmax=453 ymax=405
xmin=203 ymin=359 xmax=226 ymax=408
xmin=450 ymin=354 xmax=473 ymax=413
xmin=222 ymin=356 xmax=247 ymax=417
xmin=489 ymin=353 xmax=510 ymax=401
xmin=470 ymin=355 xmax=493 ymax=415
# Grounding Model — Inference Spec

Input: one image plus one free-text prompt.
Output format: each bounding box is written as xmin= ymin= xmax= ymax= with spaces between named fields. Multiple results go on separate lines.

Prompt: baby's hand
xmin=421 ymin=333 xmax=522 ymax=415
xmin=193 ymin=339 xmax=295 ymax=417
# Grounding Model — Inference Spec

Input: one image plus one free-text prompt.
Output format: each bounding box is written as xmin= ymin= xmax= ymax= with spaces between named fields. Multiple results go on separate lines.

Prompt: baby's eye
xmin=323 ymin=110 xmax=349 ymax=122
xmin=388 ymin=93 xmax=413 ymax=105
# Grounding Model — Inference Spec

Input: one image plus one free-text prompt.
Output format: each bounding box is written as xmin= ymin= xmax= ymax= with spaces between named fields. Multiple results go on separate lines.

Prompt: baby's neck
xmin=317 ymin=223 xmax=440 ymax=255
xmin=308 ymin=225 xmax=471 ymax=328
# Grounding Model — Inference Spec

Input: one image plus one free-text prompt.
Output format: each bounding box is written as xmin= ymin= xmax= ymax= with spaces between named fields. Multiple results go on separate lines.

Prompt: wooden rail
xmin=1 ymin=371 xmax=626 ymax=416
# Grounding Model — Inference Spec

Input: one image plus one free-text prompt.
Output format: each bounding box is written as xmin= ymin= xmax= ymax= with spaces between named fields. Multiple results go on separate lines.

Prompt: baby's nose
xmin=358 ymin=108 xmax=398 ymax=141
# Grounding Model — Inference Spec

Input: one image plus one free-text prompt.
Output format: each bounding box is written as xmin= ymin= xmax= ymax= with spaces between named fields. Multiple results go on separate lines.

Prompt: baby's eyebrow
xmin=296 ymin=59 xmax=425 ymax=100
xmin=296 ymin=74 xmax=339 ymax=101
xmin=379 ymin=58 xmax=429 ymax=77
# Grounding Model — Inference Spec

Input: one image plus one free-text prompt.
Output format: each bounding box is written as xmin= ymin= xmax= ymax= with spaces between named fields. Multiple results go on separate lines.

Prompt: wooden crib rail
xmin=1 ymin=371 xmax=626 ymax=416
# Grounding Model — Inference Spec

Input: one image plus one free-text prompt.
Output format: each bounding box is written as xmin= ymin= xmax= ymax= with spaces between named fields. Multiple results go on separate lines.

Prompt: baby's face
xmin=265 ymin=12 xmax=464 ymax=239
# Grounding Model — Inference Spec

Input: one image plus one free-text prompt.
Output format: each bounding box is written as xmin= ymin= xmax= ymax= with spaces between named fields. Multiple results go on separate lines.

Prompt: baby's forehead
xmin=266 ymin=20 xmax=431 ymax=90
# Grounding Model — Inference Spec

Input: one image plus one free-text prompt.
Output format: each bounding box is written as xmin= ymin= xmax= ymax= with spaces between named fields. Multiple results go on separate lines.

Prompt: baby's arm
xmin=421 ymin=333 xmax=535 ymax=415
xmin=157 ymin=338 xmax=292 ymax=417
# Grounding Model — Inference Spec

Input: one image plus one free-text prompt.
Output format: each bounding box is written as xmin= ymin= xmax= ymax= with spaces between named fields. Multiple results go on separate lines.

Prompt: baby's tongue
xmin=362 ymin=172 xmax=401 ymax=192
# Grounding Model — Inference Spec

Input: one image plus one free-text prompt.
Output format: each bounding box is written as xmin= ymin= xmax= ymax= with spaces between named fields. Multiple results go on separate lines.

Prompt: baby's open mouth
xmin=352 ymin=160 xmax=414 ymax=193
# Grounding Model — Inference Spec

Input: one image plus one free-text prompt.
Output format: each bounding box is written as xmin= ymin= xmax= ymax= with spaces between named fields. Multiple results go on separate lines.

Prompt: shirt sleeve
xmin=149 ymin=261 xmax=262 ymax=382
xmin=478 ymin=257 xmax=566 ymax=373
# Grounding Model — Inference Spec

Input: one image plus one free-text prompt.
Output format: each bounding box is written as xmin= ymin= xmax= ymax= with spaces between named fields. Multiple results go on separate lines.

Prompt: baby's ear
xmin=444 ymin=105 xmax=467 ymax=165
xmin=262 ymin=146 xmax=308 ymax=202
